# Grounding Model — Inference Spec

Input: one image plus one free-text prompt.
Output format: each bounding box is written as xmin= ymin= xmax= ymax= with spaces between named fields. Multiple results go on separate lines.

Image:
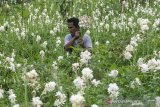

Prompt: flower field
xmin=0 ymin=0 xmax=160 ymax=107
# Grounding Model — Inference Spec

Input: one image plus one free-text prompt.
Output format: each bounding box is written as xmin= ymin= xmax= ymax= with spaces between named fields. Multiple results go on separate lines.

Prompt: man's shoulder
xmin=65 ymin=34 xmax=72 ymax=39
xmin=83 ymin=33 xmax=91 ymax=39
xmin=65 ymin=34 xmax=71 ymax=37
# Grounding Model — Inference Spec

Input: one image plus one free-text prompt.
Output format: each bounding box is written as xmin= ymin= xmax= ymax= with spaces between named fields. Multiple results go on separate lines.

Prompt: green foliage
xmin=0 ymin=0 xmax=160 ymax=106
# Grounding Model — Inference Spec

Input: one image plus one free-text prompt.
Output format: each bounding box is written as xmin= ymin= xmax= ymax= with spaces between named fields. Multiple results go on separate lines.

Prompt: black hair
xmin=67 ymin=17 xmax=79 ymax=28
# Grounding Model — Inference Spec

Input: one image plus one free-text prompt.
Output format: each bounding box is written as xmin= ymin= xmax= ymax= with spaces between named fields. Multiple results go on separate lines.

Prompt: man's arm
xmin=64 ymin=37 xmax=77 ymax=51
xmin=83 ymin=34 xmax=92 ymax=52
xmin=64 ymin=31 xmax=80 ymax=51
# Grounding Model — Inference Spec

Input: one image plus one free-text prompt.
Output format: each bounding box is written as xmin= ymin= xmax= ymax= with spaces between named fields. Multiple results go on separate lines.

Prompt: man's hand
xmin=78 ymin=38 xmax=84 ymax=48
xmin=65 ymin=31 xmax=80 ymax=51
xmin=74 ymin=31 xmax=80 ymax=40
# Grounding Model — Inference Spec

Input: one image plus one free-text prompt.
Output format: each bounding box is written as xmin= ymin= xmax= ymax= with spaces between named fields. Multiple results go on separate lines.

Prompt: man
xmin=64 ymin=17 xmax=92 ymax=53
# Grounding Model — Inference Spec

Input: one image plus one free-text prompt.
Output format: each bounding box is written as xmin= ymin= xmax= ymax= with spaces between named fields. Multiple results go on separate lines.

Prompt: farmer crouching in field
xmin=64 ymin=17 xmax=92 ymax=53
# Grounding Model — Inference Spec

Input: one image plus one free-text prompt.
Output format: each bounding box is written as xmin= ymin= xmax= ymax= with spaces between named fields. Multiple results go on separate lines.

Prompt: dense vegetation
xmin=0 ymin=0 xmax=160 ymax=107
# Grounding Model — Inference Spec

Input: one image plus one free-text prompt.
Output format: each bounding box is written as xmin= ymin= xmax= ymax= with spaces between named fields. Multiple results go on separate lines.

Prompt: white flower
xmin=100 ymin=22 xmax=104 ymax=26
xmin=106 ymin=41 xmax=110 ymax=45
xmin=124 ymin=51 xmax=132 ymax=60
xmin=50 ymin=30 xmax=55 ymax=35
xmin=80 ymin=58 xmax=88 ymax=65
xmin=131 ymin=36 xmax=138 ymax=43
xmin=21 ymin=31 xmax=26 ymax=39
xmin=85 ymin=30 xmax=90 ymax=35
xmin=131 ymin=78 xmax=141 ymax=88
xmin=80 ymin=50 xmax=91 ymax=60
xmin=137 ymin=18 xmax=150 ymax=32
xmin=40 ymin=50 xmax=45 ymax=58
xmin=53 ymin=27 xmax=60 ymax=33
xmin=105 ymin=24 xmax=109 ymax=31
xmin=57 ymin=37 xmax=61 ymax=40
xmin=72 ymin=63 xmax=80 ymax=71
xmin=55 ymin=91 xmax=66 ymax=102
xmin=108 ymin=83 xmax=119 ymax=99
xmin=6 ymin=57 xmax=14 ymax=63
xmin=58 ymin=56 xmax=63 ymax=61
xmin=91 ymin=79 xmax=100 ymax=87
xmin=122 ymin=0 xmax=128 ymax=8
xmin=45 ymin=18 xmax=50 ymax=24
xmin=82 ymin=67 xmax=93 ymax=80
xmin=13 ymin=104 xmax=19 ymax=107
xmin=109 ymin=91 xmax=119 ymax=99
xmin=139 ymin=64 xmax=149 ymax=73
xmin=8 ymin=62 xmax=15 ymax=71
xmin=54 ymin=100 xmax=62 ymax=107
xmin=79 ymin=15 xmax=91 ymax=29
xmin=112 ymin=23 xmax=117 ymax=30
xmin=80 ymin=50 xmax=91 ymax=65
xmin=8 ymin=89 xmax=14 ymax=95
xmin=14 ymin=28 xmax=19 ymax=33
xmin=73 ymin=77 xmax=85 ymax=89
xmin=0 ymin=89 xmax=4 ymax=98
xmin=41 ymin=41 xmax=47 ymax=49
xmin=147 ymin=58 xmax=158 ymax=70
xmin=36 ymin=35 xmax=41 ymax=42
xmin=108 ymin=83 xmax=119 ymax=93
xmin=0 ymin=52 xmax=4 ymax=57
xmin=56 ymin=39 xmax=61 ymax=47
xmin=32 ymin=97 xmax=43 ymax=106
xmin=34 ymin=8 xmax=39 ymax=14
xmin=108 ymin=70 xmax=118 ymax=78
xmin=8 ymin=90 xmax=16 ymax=104
xmin=26 ymin=69 xmax=38 ymax=80
xmin=158 ymin=51 xmax=160 ymax=58
xmin=125 ymin=45 xmax=134 ymax=52
xmin=0 ymin=26 xmax=5 ymax=32
xmin=137 ymin=18 xmax=149 ymax=25
xmin=52 ymin=61 xmax=58 ymax=70
xmin=56 ymin=37 xmax=61 ymax=46
xmin=91 ymin=104 xmax=99 ymax=107
xmin=95 ymin=41 xmax=99 ymax=46
xmin=44 ymin=81 xmax=56 ymax=92
xmin=130 ymin=40 xmax=138 ymax=47
xmin=70 ymin=94 xmax=85 ymax=107
xmin=130 ymin=82 xmax=135 ymax=89
xmin=141 ymin=24 xmax=149 ymax=31
xmin=135 ymin=34 xmax=142 ymax=42
xmin=56 ymin=39 xmax=61 ymax=45
xmin=11 ymin=50 xmax=15 ymax=58
xmin=16 ymin=64 xmax=22 ymax=68
xmin=155 ymin=60 xmax=160 ymax=70
xmin=137 ymin=58 xmax=144 ymax=66
xmin=128 ymin=20 xmax=133 ymax=27
xmin=155 ymin=97 xmax=160 ymax=107
xmin=153 ymin=18 xmax=160 ymax=29
xmin=4 ymin=21 xmax=9 ymax=28
xmin=134 ymin=78 xmax=141 ymax=85
xmin=54 ymin=91 xmax=66 ymax=106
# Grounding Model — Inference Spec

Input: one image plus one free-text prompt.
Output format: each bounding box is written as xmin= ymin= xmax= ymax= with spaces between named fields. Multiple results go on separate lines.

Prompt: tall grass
xmin=0 ymin=0 xmax=160 ymax=106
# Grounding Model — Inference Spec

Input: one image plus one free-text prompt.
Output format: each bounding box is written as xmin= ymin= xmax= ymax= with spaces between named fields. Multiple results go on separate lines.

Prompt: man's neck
xmin=71 ymin=34 xmax=75 ymax=37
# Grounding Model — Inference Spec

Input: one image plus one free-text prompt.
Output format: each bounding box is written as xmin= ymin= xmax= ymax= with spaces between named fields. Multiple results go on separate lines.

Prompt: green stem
xmin=24 ymin=80 xmax=28 ymax=107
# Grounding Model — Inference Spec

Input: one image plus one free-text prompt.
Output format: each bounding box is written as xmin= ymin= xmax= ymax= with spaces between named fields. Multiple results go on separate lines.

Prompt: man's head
xmin=67 ymin=17 xmax=79 ymax=35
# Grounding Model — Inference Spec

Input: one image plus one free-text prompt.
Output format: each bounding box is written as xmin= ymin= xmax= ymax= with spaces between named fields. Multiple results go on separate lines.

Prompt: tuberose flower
xmin=108 ymin=70 xmax=118 ymax=78
xmin=70 ymin=94 xmax=85 ymax=107
xmin=44 ymin=81 xmax=56 ymax=92
xmin=32 ymin=97 xmax=43 ymax=106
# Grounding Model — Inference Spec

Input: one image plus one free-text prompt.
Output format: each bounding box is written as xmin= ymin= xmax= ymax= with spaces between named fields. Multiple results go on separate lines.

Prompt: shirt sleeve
xmin=64 ymin=34 xmax=71 ymax=46
xmin=83 ymin=34 xmax=92 ymax=48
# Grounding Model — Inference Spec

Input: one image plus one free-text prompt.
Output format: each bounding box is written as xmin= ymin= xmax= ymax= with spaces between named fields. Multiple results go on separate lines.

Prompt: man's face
xmin=68 ymin=22 xmax=78 ymax=35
